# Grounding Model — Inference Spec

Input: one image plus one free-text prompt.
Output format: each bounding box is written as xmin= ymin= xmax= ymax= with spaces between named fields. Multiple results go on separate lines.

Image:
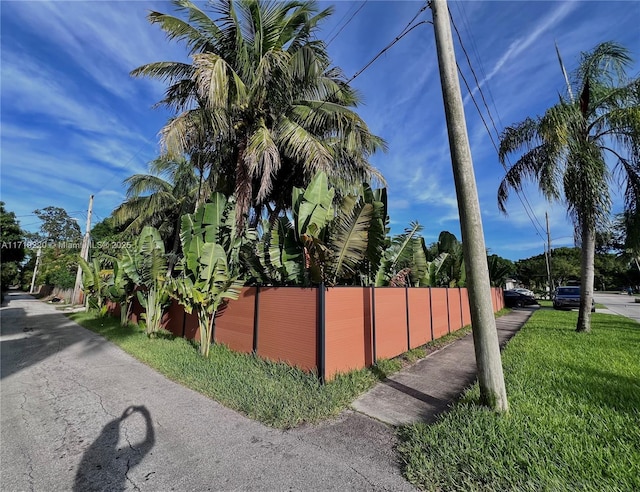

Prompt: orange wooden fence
xmin=113 ymin=286 xmax=504 ymax=381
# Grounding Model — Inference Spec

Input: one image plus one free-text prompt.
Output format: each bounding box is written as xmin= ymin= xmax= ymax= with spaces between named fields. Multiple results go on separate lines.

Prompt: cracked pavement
xmin=1 ymin=293 xmax=414 ymax=491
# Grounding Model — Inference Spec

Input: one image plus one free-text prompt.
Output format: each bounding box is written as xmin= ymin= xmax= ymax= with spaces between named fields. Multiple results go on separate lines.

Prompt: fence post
xmin=252 ymin=286 xmax=260 ymax=354
xmin=459 ymin=286 xmax=464 ymax=328
xmin=405 ymin=286 xmax=411 ymax=351
xmin=371 ymin=286 xmax=377 ymax=364
xmin=429 ymin=287 xmax=434 ymax=341
xmin=181 ymin=309 xmax=186 ymax=338
xmin=317 ymin=283 xmax=326 ymax=383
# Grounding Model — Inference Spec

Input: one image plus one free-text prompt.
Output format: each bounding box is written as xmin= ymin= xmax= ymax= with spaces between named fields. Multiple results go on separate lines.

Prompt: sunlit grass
xmin=397 ymin=310 xmax=640 ymax=491
xmin=69 ymin=312 xmax=378 ymax=428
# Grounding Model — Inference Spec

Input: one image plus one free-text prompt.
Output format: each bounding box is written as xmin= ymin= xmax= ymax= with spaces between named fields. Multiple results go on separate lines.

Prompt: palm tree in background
xmin=112 ymin=156 xmax=206 ymax=269
xmin=131 ymin=0 xmax=386 ymax=228
xmin=498 ymin=42 xmax=640 ymax=332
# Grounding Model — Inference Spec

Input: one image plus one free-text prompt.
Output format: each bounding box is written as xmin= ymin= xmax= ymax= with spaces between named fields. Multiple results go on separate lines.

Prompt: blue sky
xmin=1 ymin=1 xmax=639 ymax=261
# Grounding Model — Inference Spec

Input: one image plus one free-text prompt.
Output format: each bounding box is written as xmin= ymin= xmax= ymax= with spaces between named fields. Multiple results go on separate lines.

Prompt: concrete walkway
xmin=352 ymin=308 xmax=537 ymax=425
xmin=1 ymin=292 xmax=413 ymax=491
xmin=1 ymin=292 xmax=536 ymax=490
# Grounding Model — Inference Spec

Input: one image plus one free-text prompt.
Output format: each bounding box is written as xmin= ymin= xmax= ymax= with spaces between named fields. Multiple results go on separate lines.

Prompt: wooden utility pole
xmin=72 ymin=195 xmax=94 ymax=305
xmin=431 ymin=0 xmax=508 ymax=411
xmin=29 ymin=247 xmax=42 ymax=294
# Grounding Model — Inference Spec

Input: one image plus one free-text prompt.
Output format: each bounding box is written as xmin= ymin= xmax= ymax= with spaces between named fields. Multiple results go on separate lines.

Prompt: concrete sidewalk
xmin=1 ymin=292 xmax=414 ymax=491
xmin=352 ymin=307 xmax=537 ymax=425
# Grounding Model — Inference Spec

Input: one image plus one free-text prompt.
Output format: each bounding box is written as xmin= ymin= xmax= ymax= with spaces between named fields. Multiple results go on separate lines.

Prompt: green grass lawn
xmin=397 ymin=310 xmax=640 ymax=491
xmin=68 ymin=310 xmax=505 ymax=428
xmin=69 ymin=312 xmax=379 ymax=428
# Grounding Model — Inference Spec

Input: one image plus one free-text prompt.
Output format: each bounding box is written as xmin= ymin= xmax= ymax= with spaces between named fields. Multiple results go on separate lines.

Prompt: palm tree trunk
xmin=234 ymin=141 xmax=251 ymax=229
xmin=167 ymin=216 xmax=182 ymax=277
xmin=577 ymin=221 xmax=596 ymax=332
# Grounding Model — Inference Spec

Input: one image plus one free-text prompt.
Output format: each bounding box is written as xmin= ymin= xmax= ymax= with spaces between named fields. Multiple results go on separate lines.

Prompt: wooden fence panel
xmin=496 ymin=288 xmax=504 ymax=310
xmin=214 ymin=287 xmax=256 ymax=353
xmin=325 ymin=287 xmax=370 ymax=378
xmin=448 ymin=289 xmax=463 ymax=332
xmin=408 ymin=288 xmax=432 ymax=348
xmin=183 ymin=311 xmax=199 ymax=340
xmin=461 ymin=288 xmax=471 ymax=326
xmin=129 ymin=294 xmax=144 ymax=325
xmin=257 ymin=287 xmax=317 ymax=372
xmin=109 ymin=284 xmax=508 ymax=379
xmin=430 ymin=288 xmax=449 ymax=339
xmin=373 ymin=288 xmax=408 ymax=360
xmin=164 ymin=300 xmax=185 ymax=337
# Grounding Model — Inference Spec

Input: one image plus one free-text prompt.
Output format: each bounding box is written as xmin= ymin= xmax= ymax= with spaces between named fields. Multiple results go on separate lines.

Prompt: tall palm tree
xmin=112 ymin=156 xmax=207 ymax=269
xmin=131 ymin=0 xmax=385 ymax=227
xmin=498 ymin=42 xmax=640 ymax=332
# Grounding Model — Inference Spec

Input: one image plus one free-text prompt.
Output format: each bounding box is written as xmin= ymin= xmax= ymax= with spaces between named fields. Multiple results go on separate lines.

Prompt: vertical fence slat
xmin=429 ymin=287 xmax=434 ymax=341
xmin=371 ymin=286 xmax=377 ymax=363
xmin=405 ymin=286 xmax=410 ymax=352
xmin=252 ymin=286 xmax=260 ymax=353
xmin=317 ymin=284 xmax=326 ymax=383
xmin=459 ymin=287 xmax=464 ymax=328
xmin=446 ymin=288 xmax=451 ymax=334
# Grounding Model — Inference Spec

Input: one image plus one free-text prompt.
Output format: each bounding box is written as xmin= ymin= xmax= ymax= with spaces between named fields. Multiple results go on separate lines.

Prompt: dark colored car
xmin=553 ymin=286 xmax=595 ymax=312
xmin=503 ymin=289 xmax=538 ymax=308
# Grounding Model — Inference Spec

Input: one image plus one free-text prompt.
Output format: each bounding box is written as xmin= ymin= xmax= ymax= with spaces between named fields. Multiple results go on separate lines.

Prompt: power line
xmin=452 ymin=2 xmax=504 ymax=130
xmin=314 ymin=2 xmax=430 ymax=113
xmin=324 ymin=2 xmax=360 ymax=40
xmin=345 ymin=2 xmax=430 ymax=85
xmin=449 ymin=8 xmax=502 ymax=148
xmin=448 ymin=6 xmax=546 ymax=235
xmin=448 ymin=7 xmax=547 ymax=239
xmin=326 ymin=1 xmax=368 ymax=47
xmin=455 ymin=59 xmax=545 ymax=241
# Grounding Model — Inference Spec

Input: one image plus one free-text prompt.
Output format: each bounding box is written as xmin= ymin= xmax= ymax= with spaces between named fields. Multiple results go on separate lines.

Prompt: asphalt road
xmin=594 ymin=291 xmax=640 ymax=323
xmin=1 ymin=293 xmax=414 ymax=491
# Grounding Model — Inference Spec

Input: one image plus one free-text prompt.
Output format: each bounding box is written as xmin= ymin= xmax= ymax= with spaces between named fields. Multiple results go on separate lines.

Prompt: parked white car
xmin=513 ymin=288 xmax=535 ymax=298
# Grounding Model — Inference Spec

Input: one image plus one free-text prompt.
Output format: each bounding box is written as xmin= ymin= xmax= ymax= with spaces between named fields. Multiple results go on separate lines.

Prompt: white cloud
xmin=482 ymin=2 xmax=578 ymax=86
xmin=5 ymin=1 xmax=187 ymax=103
xmin=2 ymin=50 xmax=133 ymax=138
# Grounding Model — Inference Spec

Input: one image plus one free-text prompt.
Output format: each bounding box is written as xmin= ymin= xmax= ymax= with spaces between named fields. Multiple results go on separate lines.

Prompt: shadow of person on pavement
xmin=73 ymin=405 xmax=155 ymax=492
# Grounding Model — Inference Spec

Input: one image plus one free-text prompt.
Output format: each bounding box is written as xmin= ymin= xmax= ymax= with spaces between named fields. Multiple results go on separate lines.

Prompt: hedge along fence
xmin=110 ymin=286 xmax=504 ymax=381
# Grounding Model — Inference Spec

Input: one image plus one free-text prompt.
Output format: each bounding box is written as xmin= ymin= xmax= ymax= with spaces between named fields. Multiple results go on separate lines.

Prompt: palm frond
xmin=147 ymin=9 xmax=215 ymax=53
xmin=244 ymin=121 xmax=281 ymax=202
xmin=275 ymin=116 xmax=332 ymax=175
xmin=327 ymin=195 xmax=373 ymax=283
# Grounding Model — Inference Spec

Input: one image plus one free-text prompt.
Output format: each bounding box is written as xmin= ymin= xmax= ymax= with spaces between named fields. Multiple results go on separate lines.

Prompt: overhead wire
xmin=314 ymin=2 xmax=430 ymax=114
xmin=100 ymin=3 xmax=430 ymax=212
xmin=323 ymin=2 xmax=359 ymax=40
xmin=345 ymin=2 xmax=430 ymax=86
xmin=449 ymin=8 xmax=544 ymax=236
xmin=448 ymin=6 xmax=547 ymax=240
xmin=89 ymin=135 xmax=158 ymax=225
xmin=452 ymin=1 xmax=505 ymax=129
xmin=454 ymin=58 xmax=545 ymax=240
xmin=328 ymin=0 xmax=548 ymax=243
xmin=326 ymin=1 xmax=368 ymax=47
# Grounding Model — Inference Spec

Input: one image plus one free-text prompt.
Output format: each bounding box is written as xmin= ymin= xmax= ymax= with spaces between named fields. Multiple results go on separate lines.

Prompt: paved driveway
xmin=594 ymin=292 xmax=640 ymax=323
xmin=1 ymin=293 xmax=413 ymax=491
